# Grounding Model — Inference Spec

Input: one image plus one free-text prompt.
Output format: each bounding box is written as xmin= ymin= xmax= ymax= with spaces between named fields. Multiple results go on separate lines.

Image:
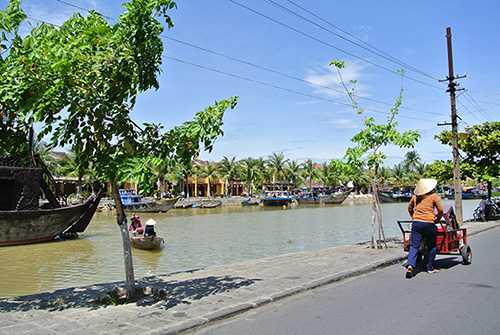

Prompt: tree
xmin=196 ymin=162 xmax=219 ymax=197
xmin=286 ymin=159 xmax=304 ymax=188
xmin=218 ymin=156 xmax=239 ymax=196
xmin=254 ymin=156 xmax=269 ymax=192
xmin=301 ymin=159 xmax=319 ymax=191
xmin=330 ymin=60 xmax=420 ymax=249
xmin=239 ymin=157 xmax=258 ymax=195
xmin=435 ymin=121 xmax=500 ymax=199
xmin=425 ymin=160 xmax=453 ymax=185
xmin=1 ymin=0 xmax=238 ymax=300
xmin=404 ymin=150 xmax=421 ymax=172
xmin=266 ymin=152 xmax=288 ymax=190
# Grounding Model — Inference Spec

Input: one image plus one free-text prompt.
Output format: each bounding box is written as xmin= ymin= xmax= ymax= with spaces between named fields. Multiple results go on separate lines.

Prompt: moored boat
xmin=442 ymin=187 xmax=486 ymax=200
xmin=295 ymin=189 xmax=351 ymax=205
xmin=241 ymin=198 xmax=261 ymax=206
xmin=0 ymin=154 xmax=103 ymax=246
xmin=130 ymin=235 xmax=164 ymax=250
xmin=114 ymin=189 xmax=180 ymax=213
xmin=262 ymin=190 xmax=292 ymax=206
xmin=378 ymin=186 xmax=414 ymax=203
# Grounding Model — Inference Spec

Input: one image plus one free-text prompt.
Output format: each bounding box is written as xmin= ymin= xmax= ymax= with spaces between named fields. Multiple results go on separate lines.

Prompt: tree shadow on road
xmin=0 ymin=269 xmax=261 ymax=313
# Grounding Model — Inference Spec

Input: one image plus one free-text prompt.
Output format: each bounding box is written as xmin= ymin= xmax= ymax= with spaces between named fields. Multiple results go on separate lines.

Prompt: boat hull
xmin=295 ymin=190 xmax=351 ymax=205
xmin=130 ymin=235 xmax=164 ymax=250
xmin=64 ymin=187 xmax=105 ymax=233
xmin=0 ymin=200 xmax=95 ymax=246
xmin=378 ymin=191 xmax=413 ymax=203
xmin=262 ymin=199 xmax=291 ymax=206
xmin=121 ymin=196 xmax=180 ymax=213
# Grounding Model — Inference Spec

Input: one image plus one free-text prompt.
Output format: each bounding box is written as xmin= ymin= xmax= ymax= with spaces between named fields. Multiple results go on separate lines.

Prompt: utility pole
xmin=439 ymin=27 xmax=466 ymax=225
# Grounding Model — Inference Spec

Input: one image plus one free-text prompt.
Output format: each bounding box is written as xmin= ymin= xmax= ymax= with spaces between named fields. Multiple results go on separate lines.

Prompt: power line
xmin=456 ymin=98 xmax=483 ymax=123
xmin=18 ymin=16 xmax=442 ymax=124
xmin=49 ymin=0 xmax=445 ymax=117
xmin=228 ymin=0 xmax=444 ymax=90
xmin=162 ymin=55 xmax=438 ymax=123
xmin=463 ymin=90 xmax=493 ymax=121
xmin=162 ymin=36 xmax=443 ymax=117
xmin=265 ymin=0 xmax=439 ymax=81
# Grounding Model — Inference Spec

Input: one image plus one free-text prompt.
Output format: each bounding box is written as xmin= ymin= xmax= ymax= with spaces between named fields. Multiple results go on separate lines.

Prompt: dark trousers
xmin=407 ymin=221 xmax=438 ymax=272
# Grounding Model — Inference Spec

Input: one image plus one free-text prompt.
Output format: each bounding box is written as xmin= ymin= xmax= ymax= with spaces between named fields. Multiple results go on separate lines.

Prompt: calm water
xmin=0 ymin=199 xmax=478 ymax=298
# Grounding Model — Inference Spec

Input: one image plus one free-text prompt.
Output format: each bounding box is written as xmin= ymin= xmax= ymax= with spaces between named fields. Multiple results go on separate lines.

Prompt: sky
xmin=8 ymin=0 xmax=500 ymax=167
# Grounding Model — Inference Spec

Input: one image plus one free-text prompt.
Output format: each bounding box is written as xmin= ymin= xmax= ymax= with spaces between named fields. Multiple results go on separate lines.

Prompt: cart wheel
xmin=461 ymin=244 xmax=472 ymax=265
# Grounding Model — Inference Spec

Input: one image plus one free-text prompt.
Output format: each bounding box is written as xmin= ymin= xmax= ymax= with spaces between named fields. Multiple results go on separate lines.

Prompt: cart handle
xmin=397 ymin=220 xmax=412 ymax=234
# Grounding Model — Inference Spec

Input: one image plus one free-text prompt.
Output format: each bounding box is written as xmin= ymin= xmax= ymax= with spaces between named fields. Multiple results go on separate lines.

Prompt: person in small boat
xmin=144 ymin=218 xmax=157 ymax=237
xmin=129 ymin=214 xmax=143 ymax=235
xmin=406 ymin=178 xmax=443 ymax=279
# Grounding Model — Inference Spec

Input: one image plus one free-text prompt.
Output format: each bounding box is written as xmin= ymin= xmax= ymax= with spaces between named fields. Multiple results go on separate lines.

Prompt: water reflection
xmin=0 ymin=199 xmax=478 ymax=298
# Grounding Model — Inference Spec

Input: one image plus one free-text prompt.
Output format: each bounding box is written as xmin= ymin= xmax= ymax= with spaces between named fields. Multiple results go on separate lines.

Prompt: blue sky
xmin=11 ymin=0 xmax=500 ymax=167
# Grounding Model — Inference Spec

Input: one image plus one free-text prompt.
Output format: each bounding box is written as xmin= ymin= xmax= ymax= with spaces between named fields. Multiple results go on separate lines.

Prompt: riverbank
xmin=99 ymin=193 xmax=373 ymax=210
xmin=1 ymin=219 xmax=498 ymax=335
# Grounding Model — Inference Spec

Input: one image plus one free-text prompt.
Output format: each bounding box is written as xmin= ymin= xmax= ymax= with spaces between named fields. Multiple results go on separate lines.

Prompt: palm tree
xmin=33 ymin=139 xmax=61 ymax=176
xmin=218 ymin=156 xmax=240 ymax=196
xmin=58 ymin=149 xmax=89 ymax=198
xmin=317 ymin=162 xmax=331 ymax=188
xmin=404 ymin=150 xmax=421 ymax=172
xmin=285 ymin=159 xmax=304 ymax=189
xmin=239 ymin=157 xmax=258 ymax=195
xmin=196 ymin=162 xmax=220 ymax=197
xmin=266 ymin=152 xmax=289 ymax=190
xmin=145 ymin=157 xmax=172 ymax=198
xmin=254 ymin=156 xmax=269 ymax=192
xmin=301 ymin=159 xmax=319 ymax=191
xmin=392 ymin=162 xmax=407 ymax=185
xmin=377 ymin=166 xmax=393 ymax=186
xmin=415 ymin=162 xmax=427 ymax=177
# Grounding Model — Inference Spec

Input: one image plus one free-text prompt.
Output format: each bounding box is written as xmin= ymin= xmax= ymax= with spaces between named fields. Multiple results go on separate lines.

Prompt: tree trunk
xmin=111 ymin=181 xmax=135 ymax=301
xmin=370 ymin=195 xmax=377 ymax=248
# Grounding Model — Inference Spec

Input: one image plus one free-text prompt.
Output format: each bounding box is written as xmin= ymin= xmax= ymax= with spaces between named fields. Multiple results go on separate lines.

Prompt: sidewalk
xmin=1 ymin=220 xmax=498 ymax=335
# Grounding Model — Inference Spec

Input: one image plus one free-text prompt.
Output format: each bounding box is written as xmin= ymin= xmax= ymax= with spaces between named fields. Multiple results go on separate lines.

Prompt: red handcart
xmin=397 ymin=205 xmax=472 ymax=265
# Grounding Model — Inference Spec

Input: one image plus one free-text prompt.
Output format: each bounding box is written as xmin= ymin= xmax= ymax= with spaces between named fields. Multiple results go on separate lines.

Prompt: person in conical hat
xmin=144 ymin=218 xmax=157 ymax=237
xmin=405 ymin=178 xmax=443 ymax=279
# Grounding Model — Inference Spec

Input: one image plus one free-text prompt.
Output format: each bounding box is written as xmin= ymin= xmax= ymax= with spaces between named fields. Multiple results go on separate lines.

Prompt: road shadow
xmin=0 ymin=270 xmax=261 ymax=313
xmin=410 ymin=255 xmax=464 ymax=277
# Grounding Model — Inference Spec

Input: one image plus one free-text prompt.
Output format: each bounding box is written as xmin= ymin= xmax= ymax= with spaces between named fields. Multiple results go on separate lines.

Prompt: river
xmin=0 ymin=198 xmax=479 ymax=298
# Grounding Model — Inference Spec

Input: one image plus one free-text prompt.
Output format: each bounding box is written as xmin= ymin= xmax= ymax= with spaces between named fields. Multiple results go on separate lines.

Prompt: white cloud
xmin=326 ymin=118 xmax=359 ymax=129
xmin=303 ymin=60 xmax=372 ymax=102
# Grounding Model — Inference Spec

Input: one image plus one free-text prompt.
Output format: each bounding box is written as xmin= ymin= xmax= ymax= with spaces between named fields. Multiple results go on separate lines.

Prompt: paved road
xmin=189 ymin=227 xmax=500 ymax=335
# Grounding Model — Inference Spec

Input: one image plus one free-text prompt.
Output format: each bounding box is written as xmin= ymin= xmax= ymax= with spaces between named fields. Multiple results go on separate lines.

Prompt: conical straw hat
xmin=414 ymin=179 xmax=437 ymax=196
xmin=145 ymin=218 xmax=157 ymax=226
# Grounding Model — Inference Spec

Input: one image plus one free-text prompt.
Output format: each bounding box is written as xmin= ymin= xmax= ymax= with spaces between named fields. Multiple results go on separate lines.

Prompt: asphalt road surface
xmin=188 ymin=227 xmax=500 ymax=335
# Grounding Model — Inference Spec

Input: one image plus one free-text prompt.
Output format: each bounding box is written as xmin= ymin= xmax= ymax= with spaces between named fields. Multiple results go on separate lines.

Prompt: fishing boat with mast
xmin=0 ymin=149 xmax=104 ymax=246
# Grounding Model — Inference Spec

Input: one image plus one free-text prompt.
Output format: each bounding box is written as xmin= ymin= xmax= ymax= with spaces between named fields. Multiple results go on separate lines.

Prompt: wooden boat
xmin=294 ymin=189 xmax=351 ymax=205
xmin=262 ymin=191 xmax=292 ymax=206
xmin=153 ymin=196 xmax=180 ymax=212
xmin=0 ymin=154 xmax=103 ymax=246
xmin=378 ymin=186 xmax=414 ymax=203
xmin=192 ymin=200 xmax=221 ymax=208
xmin=114 ymin=189 xmax=180 ymax=213
xmin=241 ymin=198 xmax=261 ymax=206
xmin=130 ymin=235 xmax=164 ymax=250
xmin=442 ymin=187 xmax=486 ymax=200
xmin=173 ymin=201 xmax=193 ymax=209
xmin=65 ymin=187 xmax=105 ymax=233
